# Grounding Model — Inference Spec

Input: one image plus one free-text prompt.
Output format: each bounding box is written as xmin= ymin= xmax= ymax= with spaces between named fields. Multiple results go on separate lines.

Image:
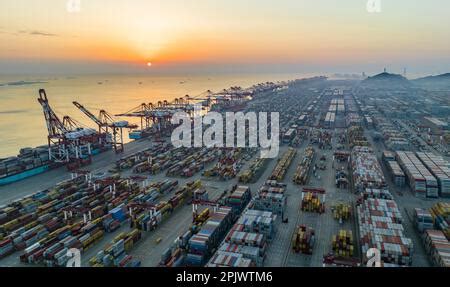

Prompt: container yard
xmin=207 ymin=203 xmax=278 ymax=267
xmin=268 ymin=148 xmax=296 ymax=181
xmin=1 ymin=76 xmax=449 ymax=270
xmin=416 ymin=152 xmax=450 ymax=197
xmin=396 ymin=151 xmax=439 ymax=198
xmin=239 ymin=158 xmax=268 ymax=183
xmin=351 ymin=146 xmax=386 ymax=193
xmin=293 ymin=146 xmax=315 ymax=185
xmin=357 ymin=194 xmax=413 ymax=266
xmin=3 ymin=3 xmax=450 ymax=284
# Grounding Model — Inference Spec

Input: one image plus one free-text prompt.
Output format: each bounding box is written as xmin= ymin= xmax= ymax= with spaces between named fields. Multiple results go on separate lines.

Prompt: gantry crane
xmin=210 ymin=86 xmax=254 ymax=112
xmin=37 ymin=89 xmax=98 ymax=168
xmin=73 ymin=101 xmax=138 ymax=153
xmin=116 ymin=95 xmax=198 ymax=138
xmin=191 ymin=199 xmax=220 ymax=223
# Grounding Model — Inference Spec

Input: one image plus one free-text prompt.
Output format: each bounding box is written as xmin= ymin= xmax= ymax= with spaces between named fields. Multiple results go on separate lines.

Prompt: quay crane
xmin=73 ymin=101 xmax=138 ymax=153
xmin=116 ymin=95 xmax=198 ymax=140
xmin=115 ymin=84 xmax=278 ymax=140
xmin=191 ymin=199 xmax=221 ymax=223
xmin=37 ymin=89 xmax=101 ymax=170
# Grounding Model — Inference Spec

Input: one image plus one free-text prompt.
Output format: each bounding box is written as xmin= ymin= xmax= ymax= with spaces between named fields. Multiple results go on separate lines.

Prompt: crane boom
xmin=37 ymin=89 xmax=99 ymax=166
xmin=38 ymin=89 xmax=68 ymax=137
xmin=72 ymin=101 xmax=137 ymax=153
xmin=73 ymin=101 xmax=103 ymax=128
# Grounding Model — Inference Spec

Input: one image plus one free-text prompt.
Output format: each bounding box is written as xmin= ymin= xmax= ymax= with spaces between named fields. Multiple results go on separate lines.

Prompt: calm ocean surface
xmin=0 ymin=73 xmax=311 ymax=157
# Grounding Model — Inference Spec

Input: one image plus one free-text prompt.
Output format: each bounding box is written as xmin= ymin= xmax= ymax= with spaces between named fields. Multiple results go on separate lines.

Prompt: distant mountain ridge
xmin=365 ymin=72 xmax=409 ymax=81
xmin=413 ymin=73 xmax=450 ymax=82
xmin=361 ymin=72 xmax=411 ymax=88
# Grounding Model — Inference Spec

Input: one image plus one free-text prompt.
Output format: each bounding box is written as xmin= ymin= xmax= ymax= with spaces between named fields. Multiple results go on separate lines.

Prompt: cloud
xmin=18 ymin=30 xmax=58 ymax=37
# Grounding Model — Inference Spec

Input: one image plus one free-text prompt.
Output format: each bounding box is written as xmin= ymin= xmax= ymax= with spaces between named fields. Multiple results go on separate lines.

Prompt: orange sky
xmin=1 ymin=0 xmax=450 ymax=73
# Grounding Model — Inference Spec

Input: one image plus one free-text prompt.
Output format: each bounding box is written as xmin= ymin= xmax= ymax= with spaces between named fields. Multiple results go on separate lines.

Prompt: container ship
xmin=0 ymin=147 xmax=55 ymax=186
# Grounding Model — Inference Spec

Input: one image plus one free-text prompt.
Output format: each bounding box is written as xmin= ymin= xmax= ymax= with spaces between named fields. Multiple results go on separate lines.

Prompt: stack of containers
xmin=2 ymin=174 xmax=156 ymax=266
xmin=225 ymin=228 xmax=266 ymax=254
xmin=102 ymin=215 xmax=121 ymax=233
xmin=108 ymin=204 xmax=127 ymax=223
xmin=204 ymin=148 xmax=242 ymax=180
xmin=252 ymin=191 xmax=286 ymax=216
xmin=43 ymin=235 xmax=82 ymax=267
xmin=208 ymin=201 xmax=279 ymax=267
xmin=185 ymin=206 xmax=233 ymax=266
xmin=347 ymin=126 xmax=367 ymax=147
xmin=0 ymin=146 xmax=53 ymax=186
xmin=351 ymin=146 xmax=386 ymax=193
xmin=226 ymin=186 xmax=252 ymax=216
xmin=396 ymin=151 xmax=438 ymax=198
xmin=10 ymin=223 xmax=51 ymax=250
xmin=333 ymin=203 xmax=351 ymax=221
xmin=150 ymin=179 xmax=178 ymax=194
xmin=0 ymin=238 xmax=14 ymax=258
xmin=357 ymin=197 xmax=413 ymax=266
xmin=422 ymin=229 xmax=450 ymax=267
xmin=89 ymin=229 xmax=141 ymax=267
xmin=134 ymin=209 xmax=162 ymax=232
xmin=416 ymin=152 xmax=450 ymax=197
xmin=168 ymin=189 xmax=186 ymax=211
xmin=156 ymin=202 xmax=172 ymax=222
xmin=235 ymin=209 xmax=276 ymax=240
xmin=361 ymin=188 xmax=393 ymax=200
xmin=160 ymin=246 xmax=185 ymax=267
xmin=301 ymin=188 xmax=325 ymax=213
xmin=239 ymin=158 xmax=267 ymax=183
xmin=269 ymin=148 xmax=296 ymax=181
xmin=386 ymin=160 xmax=406 ymax=187
xmin=216 ymin=243 xmax=262 ymax=266
xmin=413 ymin=208 xmax=434 ymax=233
xmin=293 ymin=146 xmax=315 ymax=185
xmin=77 ymin=221 xmax=105 ymax=251
xmin=292 ymin=225 xmax=315 ymax=254
xmin=206 ymin=251 xmax=254 ymax=267
xmin=430 ymin=203 xmax=450 ymax=240
xmin=193 ymin=188 xmax=209 ymax=201
xmin=382 ymin=151 xmax=396 ymax=164
xmin=332 ymin=230 xmax=354 ymax=258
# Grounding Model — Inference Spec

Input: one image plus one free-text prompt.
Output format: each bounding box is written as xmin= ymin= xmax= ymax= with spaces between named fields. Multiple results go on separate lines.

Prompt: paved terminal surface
xmin=265 ymin=132 xmax=357 ymax=267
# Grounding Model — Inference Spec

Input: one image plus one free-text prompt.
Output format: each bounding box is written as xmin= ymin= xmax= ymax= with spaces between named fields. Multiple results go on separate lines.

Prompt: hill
xmin=414 ymin=73 xmax=450 ymax=82
xmin=361 ymin=72 xmax=411 ymax=88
